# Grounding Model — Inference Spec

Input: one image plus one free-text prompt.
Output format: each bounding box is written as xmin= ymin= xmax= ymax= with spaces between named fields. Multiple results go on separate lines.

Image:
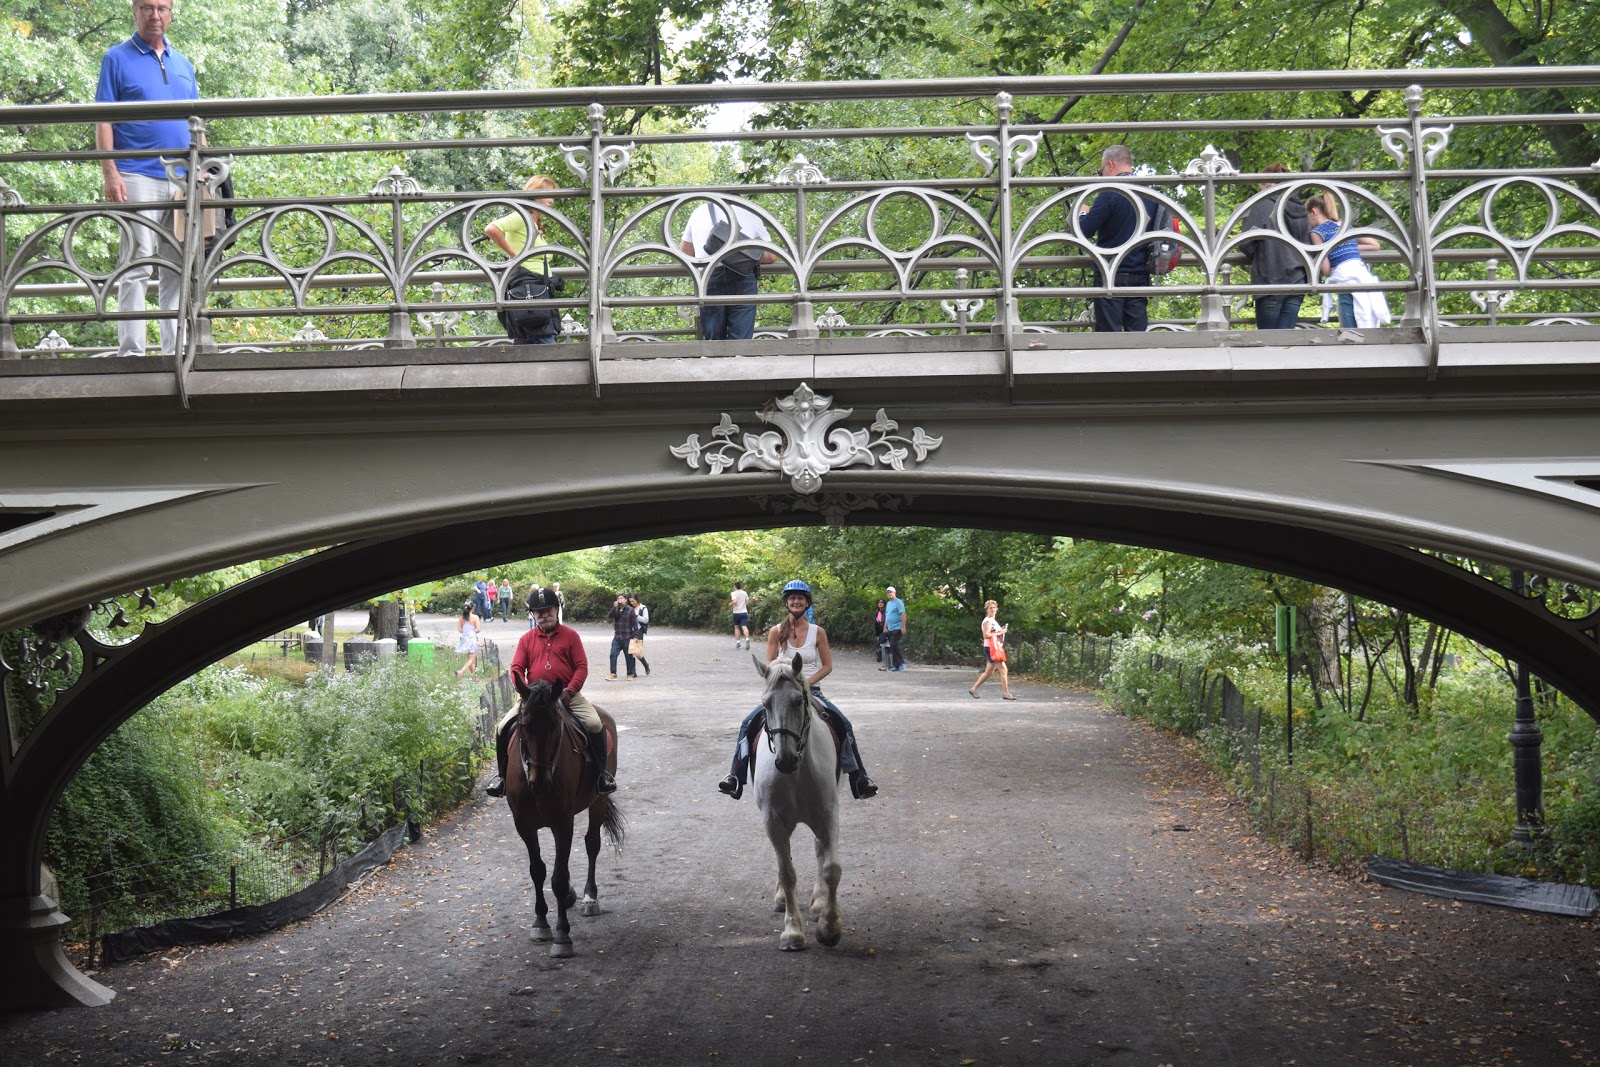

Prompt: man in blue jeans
xmin=1241 ymin=162 xmax=1312 ymax=330
xmin=680 ymin=200 xmax=777 ymax=340
xmin=1078 ymin=144 xmax=1154 ymax=333
xmin=605 ymin=592 xmax=640 ymax=680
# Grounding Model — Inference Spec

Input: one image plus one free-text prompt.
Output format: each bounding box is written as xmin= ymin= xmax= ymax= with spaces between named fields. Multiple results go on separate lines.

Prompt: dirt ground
xmin=3 ymin=621 xmax=1596 ymax=1066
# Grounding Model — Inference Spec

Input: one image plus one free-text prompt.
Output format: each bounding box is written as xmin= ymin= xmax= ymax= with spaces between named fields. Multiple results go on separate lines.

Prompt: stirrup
xmin=485 ymin=776 xmax=505 ymax=798
xmin=849 ymin=773 xmax=878 ymax=800
xmin=718 ymin=774 xmax=743 ymax=800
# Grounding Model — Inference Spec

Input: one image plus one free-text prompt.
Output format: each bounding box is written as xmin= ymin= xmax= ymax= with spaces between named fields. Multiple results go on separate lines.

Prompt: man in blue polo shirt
xmin=95 ymin=0 xmax=200 ymax=357
xmin=882 ymin=585 xmax=907 ymax=672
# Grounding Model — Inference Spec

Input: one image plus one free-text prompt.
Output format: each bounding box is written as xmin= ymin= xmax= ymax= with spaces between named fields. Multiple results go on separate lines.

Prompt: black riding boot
xmin=718 ymin=752 xmax=747 ymax=800
xmin=840 ymin=725 xmax=878 ymax=800
xmin=588 ymin=729 xmax=617 ymax=794
xmin=849 ymin=770 xmax=879 ymax=800
xmin=485 ymin=720 xmax=512 ymax=797
xmin=719 ymin=718 xmax=760 ymax=799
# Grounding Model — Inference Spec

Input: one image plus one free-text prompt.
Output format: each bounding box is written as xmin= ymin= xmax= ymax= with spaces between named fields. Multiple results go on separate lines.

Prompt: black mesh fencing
xmin=77 ymin=654 xmax=510 ymax=964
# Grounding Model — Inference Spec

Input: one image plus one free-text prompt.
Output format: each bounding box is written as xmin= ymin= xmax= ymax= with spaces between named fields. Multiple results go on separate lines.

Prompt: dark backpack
xmin=702 ymin=205 xmax=765 ymax=276
xmin=498 ymin=264 xmax=565 ymax=340
xmin=1144 ymin=200 xmax=1181 ymax=278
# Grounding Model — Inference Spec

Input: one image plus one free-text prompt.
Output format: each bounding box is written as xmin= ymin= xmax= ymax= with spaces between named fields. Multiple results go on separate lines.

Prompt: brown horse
xmin=503 ymin=679 xmax=625 ymax=958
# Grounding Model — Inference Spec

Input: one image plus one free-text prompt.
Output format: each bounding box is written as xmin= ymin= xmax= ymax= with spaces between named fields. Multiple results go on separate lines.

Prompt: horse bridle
xmin=764 ymin=669 xmax=813 ymax=758
xmin=517 ymin=685 xmax=562 ymax=791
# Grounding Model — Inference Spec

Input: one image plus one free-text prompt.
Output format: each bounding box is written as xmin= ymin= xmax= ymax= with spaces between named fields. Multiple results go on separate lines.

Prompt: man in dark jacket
xmin=606 ymin=593 xmax=640 ymax=680
xmin=1241 ymin=162 xmax=1312 ymax=330
xmin=1078 ymin=144 xmax=1156 ymax=332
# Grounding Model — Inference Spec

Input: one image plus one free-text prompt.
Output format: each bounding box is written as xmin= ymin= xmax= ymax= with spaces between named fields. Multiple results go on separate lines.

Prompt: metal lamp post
xmin=1507 ymin=570 xmax=1545 ymax=848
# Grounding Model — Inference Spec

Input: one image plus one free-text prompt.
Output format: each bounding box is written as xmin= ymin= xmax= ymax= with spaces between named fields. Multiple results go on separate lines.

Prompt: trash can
xmin=302 ymin=635 xmax=323 ymax=664
xmin=408 ymin=640 xmax=434 ymax=667
xmin=374 ymin=638 xmax=397 ymax=658
xmin=344 ymin=639 xmax=376 ymax=671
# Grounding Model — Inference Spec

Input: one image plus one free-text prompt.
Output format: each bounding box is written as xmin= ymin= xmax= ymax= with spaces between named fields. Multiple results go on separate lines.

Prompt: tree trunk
xmin=1433 ymin=0 xmax=1600 ymax=190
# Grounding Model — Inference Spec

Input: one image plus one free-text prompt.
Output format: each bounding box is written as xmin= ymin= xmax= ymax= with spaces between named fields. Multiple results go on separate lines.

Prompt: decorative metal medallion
xmin=775 ymin=155 xmax=828 ymax=186
xmin=1182 ymin=144 xmax=1239 ymax=177
xmin=670 ymin=383 xmax=944 ymax=495
xmin=371 ymin=166 xmax=423 ymax=196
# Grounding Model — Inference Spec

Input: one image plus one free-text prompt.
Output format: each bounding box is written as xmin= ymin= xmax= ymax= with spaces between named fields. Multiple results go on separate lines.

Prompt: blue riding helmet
xmin=781 ymin=580 xmax=813 ymax=604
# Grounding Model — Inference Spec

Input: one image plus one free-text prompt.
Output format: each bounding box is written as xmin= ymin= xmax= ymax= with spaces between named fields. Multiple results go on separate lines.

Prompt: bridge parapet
xmin=1 ymin=68 xmax=1598 ymax=402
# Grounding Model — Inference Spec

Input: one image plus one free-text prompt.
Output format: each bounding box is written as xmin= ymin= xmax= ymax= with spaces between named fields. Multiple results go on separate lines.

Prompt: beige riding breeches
xmin=499 ymin=689 xmax=602 ymax=734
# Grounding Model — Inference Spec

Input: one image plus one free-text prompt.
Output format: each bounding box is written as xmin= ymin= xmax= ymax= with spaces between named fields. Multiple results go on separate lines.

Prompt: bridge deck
xmin=7 ymin=326 xmax=1600 ymax=415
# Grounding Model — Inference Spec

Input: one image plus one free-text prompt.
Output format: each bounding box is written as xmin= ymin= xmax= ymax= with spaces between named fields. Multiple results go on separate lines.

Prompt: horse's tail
xmin=600 ymin=797 xmax=627 ymax=854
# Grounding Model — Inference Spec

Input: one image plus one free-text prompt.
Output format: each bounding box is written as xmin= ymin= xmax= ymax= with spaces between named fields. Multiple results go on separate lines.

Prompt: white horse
xmin=752 ymin=652 xmax=843 ymax=951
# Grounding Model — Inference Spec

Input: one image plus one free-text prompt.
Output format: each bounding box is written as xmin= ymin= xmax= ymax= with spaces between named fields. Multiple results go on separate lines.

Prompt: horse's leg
xmin=766 ymin=817 xmax=806 ymax=951
xmin=549 ymin=820 xmax=576 ymax=958
xmin=579 ymin=799 xmax=605 ymax=917
xmin=811 ymin=809 xmax=843 ymax=947
xmin=525 ymin=827 xmax=552 ymax=944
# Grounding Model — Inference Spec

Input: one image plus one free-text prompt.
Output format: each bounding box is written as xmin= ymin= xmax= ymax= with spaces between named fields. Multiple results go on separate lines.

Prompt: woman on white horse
xmin=718 ymin=580 xmax=879 ymax=801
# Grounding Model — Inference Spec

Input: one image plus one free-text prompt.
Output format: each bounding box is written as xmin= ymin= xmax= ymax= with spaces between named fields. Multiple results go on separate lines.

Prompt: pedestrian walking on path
xmin=969 ymin=600 xmax=1016 ymax=700
xmin=881 ymin=585 xmax=907 ymax=671
xmin=730 ymin=581 xmax=751 ymax=649
xmin=629 ymin=594 xmax=652 ymax=676
xmin=454 ymin=601 xmax=483 ymax=678
xmin=606 ymin=592 xmax=640 ymax=679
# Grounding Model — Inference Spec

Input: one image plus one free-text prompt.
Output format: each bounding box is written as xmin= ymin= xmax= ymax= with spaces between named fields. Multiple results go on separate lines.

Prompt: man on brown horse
xmin=486 ymin=586 xmax=616 ymax=797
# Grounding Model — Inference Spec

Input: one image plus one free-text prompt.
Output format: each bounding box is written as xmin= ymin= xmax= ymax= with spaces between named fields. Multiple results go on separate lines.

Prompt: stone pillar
xmin=0 ymin=892 xmax=116 ymax=1007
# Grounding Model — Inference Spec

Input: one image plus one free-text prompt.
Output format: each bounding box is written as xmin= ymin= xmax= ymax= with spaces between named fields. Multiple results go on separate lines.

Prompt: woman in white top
xmin=717 ymin=580 xmax=878 ymax=801
xmin=628 ymin=594 xmax=651 ymax=676
xmin=454 ymin=601 xmax=483 ymax=679
xmin=969 ymin=599 xmax=1016 ymax=699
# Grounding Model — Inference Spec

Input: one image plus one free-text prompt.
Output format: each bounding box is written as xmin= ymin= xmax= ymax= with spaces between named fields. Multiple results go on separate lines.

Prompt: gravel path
xmin=3 ymin=623 xmax=1595 ymax=1065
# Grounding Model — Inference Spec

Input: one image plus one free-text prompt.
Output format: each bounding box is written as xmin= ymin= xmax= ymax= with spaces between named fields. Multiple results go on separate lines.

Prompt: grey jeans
xmin=115 ymin=171 xmax=182 ymax=357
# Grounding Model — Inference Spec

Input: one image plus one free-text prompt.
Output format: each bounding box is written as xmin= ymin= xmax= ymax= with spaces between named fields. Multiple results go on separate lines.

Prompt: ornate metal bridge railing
xmin=1 ymin=68 xmax=1598 ymax=397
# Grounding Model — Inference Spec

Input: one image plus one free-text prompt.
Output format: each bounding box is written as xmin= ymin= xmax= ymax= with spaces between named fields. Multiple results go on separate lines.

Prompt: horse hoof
xmin=772 ymin=897 xmax=786 ymax=914
xmin=815 ymin=922 xmax=843 ymax=947
xmin=779 ymin=934 xmax=807 ymax=952
xmin=562 ymin=890 xmax=578 ymax=909
xmin=549 ymin=941 xmax=575 ymax=959
xmin=579 ymin=899 xmax=601 ymax=917
xmin=530 ymin=924 xmax=552 ymax=943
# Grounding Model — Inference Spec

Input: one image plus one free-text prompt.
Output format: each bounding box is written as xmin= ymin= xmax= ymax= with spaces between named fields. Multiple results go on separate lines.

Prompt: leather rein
xmin=517 ymin=688 xmax=571 ymax=790
xmin=764 ymin=669 xmax=814 ymax=759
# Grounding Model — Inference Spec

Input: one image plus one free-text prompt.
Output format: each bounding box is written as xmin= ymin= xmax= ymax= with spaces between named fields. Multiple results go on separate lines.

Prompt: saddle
xmin=749 ymin=708 xmax=843 ymax=781
xmin=511 ymin=700 xmax=612 ymax=772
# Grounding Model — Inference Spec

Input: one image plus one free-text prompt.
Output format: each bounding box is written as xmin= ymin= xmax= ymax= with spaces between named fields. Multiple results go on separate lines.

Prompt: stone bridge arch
xmin=3 ymin=474 xmax=1598 ymax=1008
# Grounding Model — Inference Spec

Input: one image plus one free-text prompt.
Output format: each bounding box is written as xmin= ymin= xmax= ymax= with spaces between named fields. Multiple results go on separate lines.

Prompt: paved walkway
xmin=3 ymin=626 xmax=1594 ymax=1065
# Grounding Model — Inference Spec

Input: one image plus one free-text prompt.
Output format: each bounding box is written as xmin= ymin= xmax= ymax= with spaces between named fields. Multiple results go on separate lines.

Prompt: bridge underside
xmin=4 ymin=340 xmax=1600 ymax=1006
xmin=3 ymin=489 xmax=1599 ymax=1008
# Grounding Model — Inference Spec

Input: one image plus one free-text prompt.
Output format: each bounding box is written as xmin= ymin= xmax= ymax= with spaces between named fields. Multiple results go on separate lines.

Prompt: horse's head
xmin=754 ymin=651 xmax=811 ymax=774
xmin=517 ymin=679 xmax=563 ymax=792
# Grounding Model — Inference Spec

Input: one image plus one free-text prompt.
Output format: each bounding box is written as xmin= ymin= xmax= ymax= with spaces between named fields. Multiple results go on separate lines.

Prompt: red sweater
xmin=511 ymin=624 xmax=589 ymax=694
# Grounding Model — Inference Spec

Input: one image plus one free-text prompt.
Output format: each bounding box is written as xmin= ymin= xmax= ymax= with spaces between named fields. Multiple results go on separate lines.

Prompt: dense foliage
xmin=45 ymin=656 xmax=486 ymax=935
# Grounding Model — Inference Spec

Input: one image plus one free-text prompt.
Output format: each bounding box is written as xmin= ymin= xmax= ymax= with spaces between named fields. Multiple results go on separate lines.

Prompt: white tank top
xmin=782 ymin=622 xmax=820 ymax=676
